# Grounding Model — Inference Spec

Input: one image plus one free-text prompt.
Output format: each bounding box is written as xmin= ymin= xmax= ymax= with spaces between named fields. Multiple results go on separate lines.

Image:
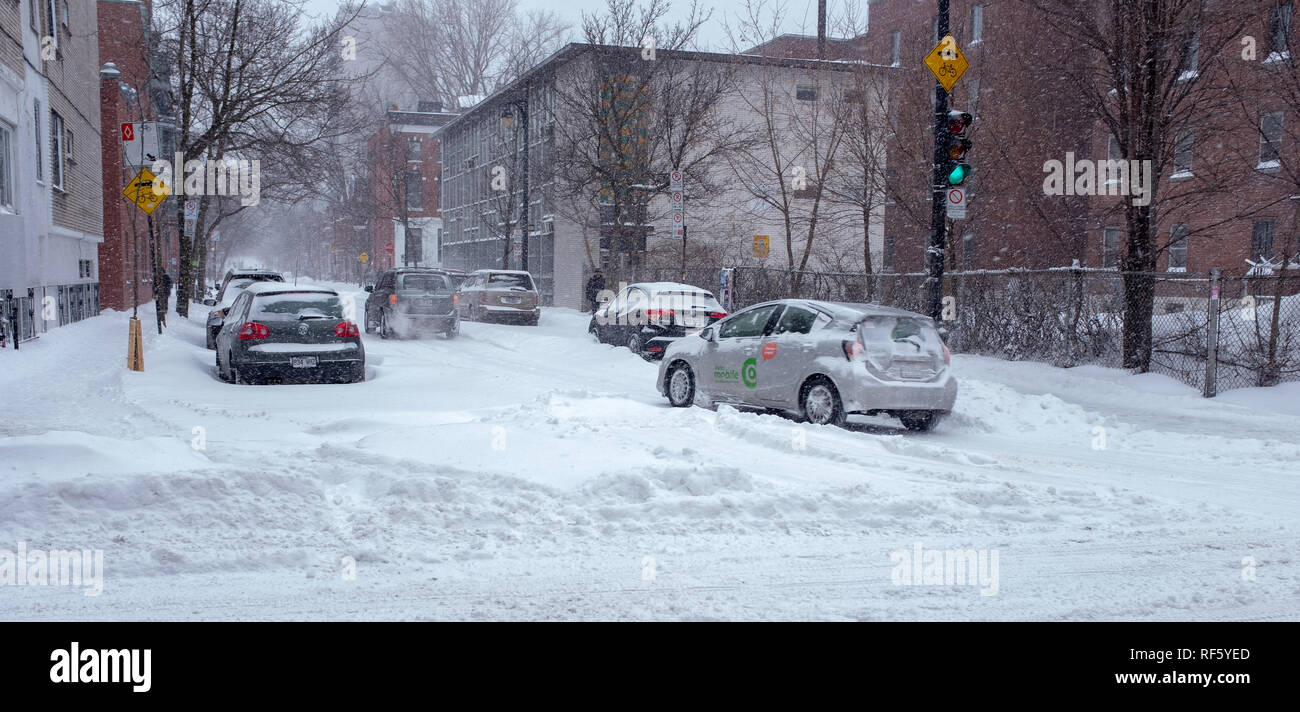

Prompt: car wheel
xmin=800 ymin=377 xmax=845 ymax=426
xmin=216 ymin=350 xmax=228 ymax=382
xmin=627 ymin=332 xmax=644 ymax=355
xmin=364 ymin=311 xmax=376 ymax=333
xmin=588 ymin=320 xmax=601 ymax=343
xmin=666 ymin=362 xmax=696 ymax=408
xmin=445 ymin=317 xmax=459 ymax=339
xmin=379 ymin=311 xmax=392 ymax=339
xmin=232 ymin=365 xmax=250 ymax=385
xmin=899 ymin=411 xmax=941 ymax=432
xmin=476 ymin=306 xmax=488 ymax=322
xmin=206 ymin=327 xmax=218 ymax=350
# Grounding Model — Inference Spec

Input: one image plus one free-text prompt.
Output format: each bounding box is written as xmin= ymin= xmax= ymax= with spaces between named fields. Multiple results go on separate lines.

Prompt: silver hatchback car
xmin=656 ymin=299 xmax=957 ymax=430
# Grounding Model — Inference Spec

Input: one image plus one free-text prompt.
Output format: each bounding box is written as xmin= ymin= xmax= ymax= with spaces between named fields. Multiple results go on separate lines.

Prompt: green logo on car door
xmin=741 ymin=357 xmax=758 ymax=388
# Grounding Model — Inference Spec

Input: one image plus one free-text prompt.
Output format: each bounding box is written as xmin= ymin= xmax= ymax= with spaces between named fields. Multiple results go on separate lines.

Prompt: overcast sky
xmin=299 ymin=0 xmax=867 ymax=53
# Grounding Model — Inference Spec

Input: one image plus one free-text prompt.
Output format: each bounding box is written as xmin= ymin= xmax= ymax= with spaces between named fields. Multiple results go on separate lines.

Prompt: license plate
xmin=290 ymin=356 xmax=318 ymax=368
xmin=418 ymin=298 xmax=435 ymax=306
xmin=501 ymin=296 xmax=522 ymax=304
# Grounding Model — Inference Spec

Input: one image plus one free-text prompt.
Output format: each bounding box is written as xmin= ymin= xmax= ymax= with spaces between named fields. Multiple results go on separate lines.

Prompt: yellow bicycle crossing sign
xmin=924 ymin=35 xmax=969 ymax=93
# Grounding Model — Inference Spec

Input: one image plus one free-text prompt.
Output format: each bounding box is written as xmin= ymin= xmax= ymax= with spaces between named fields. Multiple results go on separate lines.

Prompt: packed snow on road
xmin=1 ymin=282 xmax=1296 ymax=621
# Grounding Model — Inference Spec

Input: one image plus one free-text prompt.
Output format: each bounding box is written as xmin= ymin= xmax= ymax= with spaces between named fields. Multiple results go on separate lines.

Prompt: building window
xmin=50 ymin=110 xmax=65 ymax=191
xmin=1168 ymin=224 xmax=1188 ymax=270
xmin=405 ymin=169 xmax=423 ymax=211
xmin=890 ymin=30 xmax=901 ymax=66
xmin=1268 ymin=2 xmax=1293 ymax=57
xmin=961 ymin=232 xmax=975 ymax=270
xmin=0 ymin=123 xmax=13 ymax=211
xmin=1102 ymin=227 xmax=1120 ymax=268
xmin=971 ymin=5 xmax=984 ymax=44
xmin=1179 ymin=30 xmax=1199 ymax=78
xmin=407 ymin=139 xmax=422 ymax=162
xmin=883 ymin=235 xmax=895 ymax=272
xmin=44 ymin=0 xmax=60 ymax=54
xmin=1173 ymin=129 xmax=1194 ymax=176
xmin=33 ymin=101 xmax=42 ymax=182
xmin=79 ymin=259 xmax=93 ymax=279
xmin=1252 ymin=220 xmax=1275 ymax=261
xmin=1259 ymin=112 xmax=1283 ymax=167
xmin=407 ymin=227 xmax=423 ymax=263
xmin=796 ymin=85 xmax=817 ymax=101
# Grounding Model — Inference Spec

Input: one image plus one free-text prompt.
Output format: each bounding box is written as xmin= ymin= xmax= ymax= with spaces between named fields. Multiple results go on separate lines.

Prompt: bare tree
xmin=382 ymin=0 xmax=569 ymax=108
xmin=1027 ymin=0 xmax=1252 ymax=370
xmin=154 ymin=0 xmax=364 ymax=316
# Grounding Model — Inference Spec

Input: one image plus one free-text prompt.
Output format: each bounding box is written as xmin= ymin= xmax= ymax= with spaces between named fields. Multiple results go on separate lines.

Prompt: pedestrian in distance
xmin=585 ymin=269 xmax=605 ymax=313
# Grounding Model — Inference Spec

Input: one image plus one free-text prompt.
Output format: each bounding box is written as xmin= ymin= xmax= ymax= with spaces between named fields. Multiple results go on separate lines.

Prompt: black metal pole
xmin=518 ymin=93 xmax=530 ymax=273
xmin=927 ymin=0 xmax=951 ymax=322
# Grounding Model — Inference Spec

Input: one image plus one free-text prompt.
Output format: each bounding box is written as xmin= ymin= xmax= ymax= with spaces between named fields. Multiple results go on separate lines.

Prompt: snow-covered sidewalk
xmin=1 ymin=289 xmax=1296 ymax=620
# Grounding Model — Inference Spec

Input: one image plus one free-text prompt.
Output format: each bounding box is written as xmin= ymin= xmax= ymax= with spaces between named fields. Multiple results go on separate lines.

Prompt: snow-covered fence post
xmin=1204 ymin=268 xmax=1220 ymax=398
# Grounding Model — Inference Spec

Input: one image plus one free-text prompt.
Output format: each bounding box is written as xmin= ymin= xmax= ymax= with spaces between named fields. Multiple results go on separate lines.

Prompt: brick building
xmin=857 ymin=0 xmax=1298 ymax=278
xmin=98 ymin=0 xmax=166 ymax=312
xmin=362 ymin=104 xmax=455 ymax=275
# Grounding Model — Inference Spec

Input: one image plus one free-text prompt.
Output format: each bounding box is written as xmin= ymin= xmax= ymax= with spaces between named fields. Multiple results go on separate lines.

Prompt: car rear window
xmin=251 ymin=292 xmax=344 ymax=321
xmin=487 ymin=273 xmax=534 ymax=290
xmin=858 ymin=316 xmax=946 ymax=364
xmin=400 ymin=274 xmax=450 ymax=291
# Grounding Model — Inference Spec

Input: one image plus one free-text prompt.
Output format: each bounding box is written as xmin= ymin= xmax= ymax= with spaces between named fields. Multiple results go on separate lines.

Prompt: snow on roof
xmin=244 ymin=282 xmax=337 ymax=296
xmin=457 ymin=94 xmax=485 ymax=109
xmin=628 ymin=281 xmax=714 ymax=294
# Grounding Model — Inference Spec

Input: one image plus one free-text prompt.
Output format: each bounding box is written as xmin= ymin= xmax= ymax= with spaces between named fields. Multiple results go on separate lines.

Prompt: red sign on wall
xmin=121 ymin=123 xmax=134 ymax=142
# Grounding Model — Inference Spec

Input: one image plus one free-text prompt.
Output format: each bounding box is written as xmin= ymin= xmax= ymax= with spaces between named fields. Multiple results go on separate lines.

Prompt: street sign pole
xmin=928 ymin=0 xmax=952 ymax=323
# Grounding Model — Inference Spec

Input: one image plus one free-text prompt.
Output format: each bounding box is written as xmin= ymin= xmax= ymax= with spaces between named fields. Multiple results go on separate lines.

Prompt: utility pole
xmin=517 ymin=91 xmax=531 ymax=273
xmin=927 ymin=0 xmax=951 ymax=323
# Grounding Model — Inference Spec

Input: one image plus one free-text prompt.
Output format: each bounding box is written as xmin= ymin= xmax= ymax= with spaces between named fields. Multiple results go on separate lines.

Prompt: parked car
xmin=589 ymin=282 xmax=728 ymax=360
xmin=204 ymin=278 xmax=260 ymax=349
xmin=457 ymin=270 xmax=540 ymax=325
xmin=656 ymin=299 xmax=957 ymax=430
xmin=214 ymin=283 xmax=364 ymax=384
xmin=217 ymin=268 xmax=283 ymax=294
xmin=364 ymin=268 xmax=460 ymax=339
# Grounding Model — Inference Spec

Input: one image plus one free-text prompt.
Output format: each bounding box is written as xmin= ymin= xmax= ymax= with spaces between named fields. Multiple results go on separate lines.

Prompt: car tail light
xmin=943 ymin=344 xmax=951 ymax=365
xmin=646 ymin=308 xmax=675 ymax=323
xmin=708 ymin=311 xmax=727 ymax=320
xmin=334 ymin=321 xmax=360 ymax=338
xmin=238 ymin=322 xmax=269 ymax=340
xmin=453 ymin=294 xmax=459 ymax=306
xmin=842 ymin=339 xmax=863 ymax=361
xmin=390 ymin=294 xmax=397 ymax=305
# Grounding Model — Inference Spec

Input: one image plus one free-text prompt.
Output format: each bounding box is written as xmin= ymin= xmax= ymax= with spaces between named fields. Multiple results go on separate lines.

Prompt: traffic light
xmin=944 ymin=110 xmax=973 ymax=186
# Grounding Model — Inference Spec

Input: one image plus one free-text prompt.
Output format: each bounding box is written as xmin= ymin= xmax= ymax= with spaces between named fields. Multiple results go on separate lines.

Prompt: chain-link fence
xmin=636 ymin=265 xmax=1300 ymax=395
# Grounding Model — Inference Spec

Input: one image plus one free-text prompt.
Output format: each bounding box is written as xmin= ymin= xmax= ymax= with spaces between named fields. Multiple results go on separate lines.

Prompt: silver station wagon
xmin=656 ymin=299 xmax=957 ymax=430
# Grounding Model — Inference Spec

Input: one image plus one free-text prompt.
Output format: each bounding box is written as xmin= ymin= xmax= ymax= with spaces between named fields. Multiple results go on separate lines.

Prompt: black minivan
xmin=364 ymin=268 xmax=460 ymax=339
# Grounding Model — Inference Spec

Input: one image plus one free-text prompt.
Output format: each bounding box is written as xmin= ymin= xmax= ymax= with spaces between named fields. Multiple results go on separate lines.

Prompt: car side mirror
xmin=202 ymin=298 xmax=217 ymax=306
xmin=702 ymin=327 xmax=716 ymax=343
xmin=364 ymin=285 xmax=373 ymax=293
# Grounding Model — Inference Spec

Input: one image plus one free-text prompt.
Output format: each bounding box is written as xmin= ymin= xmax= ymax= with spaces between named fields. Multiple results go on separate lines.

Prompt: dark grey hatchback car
xmin=364 ymin=268 xmax=460 ymax=339
xmin=214 ymin=283 xmax=365 ymax=384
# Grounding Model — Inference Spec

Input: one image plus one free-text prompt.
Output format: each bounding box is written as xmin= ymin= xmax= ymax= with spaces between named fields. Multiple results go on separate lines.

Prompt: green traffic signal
xmin=947 ymin=163 xmax=972 ymax=186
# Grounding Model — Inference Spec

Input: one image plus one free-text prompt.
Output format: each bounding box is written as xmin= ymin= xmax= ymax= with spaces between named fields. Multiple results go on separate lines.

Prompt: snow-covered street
xmin=1 ymin=283 xmax=1297 ymax=621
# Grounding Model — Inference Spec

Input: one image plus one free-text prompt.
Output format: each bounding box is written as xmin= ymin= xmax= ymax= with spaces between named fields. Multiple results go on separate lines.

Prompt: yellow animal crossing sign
xmin=122 ymin=167 xmax=169 ymax=215
xmin=924 ymin=35 xmax=969 ymax=93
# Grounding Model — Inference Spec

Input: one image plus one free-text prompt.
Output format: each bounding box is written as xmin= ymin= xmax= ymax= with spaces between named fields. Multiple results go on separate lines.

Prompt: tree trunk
xmin=1120 ymin=207 xmax=1156 ymax=371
